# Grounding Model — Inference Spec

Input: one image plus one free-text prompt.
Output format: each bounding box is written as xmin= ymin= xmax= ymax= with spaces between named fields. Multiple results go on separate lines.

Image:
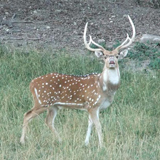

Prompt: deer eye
xmin=104 ymin=55 xmax=108 ymax=59
xmin=116 ymin=55 xmax=119 ymax=59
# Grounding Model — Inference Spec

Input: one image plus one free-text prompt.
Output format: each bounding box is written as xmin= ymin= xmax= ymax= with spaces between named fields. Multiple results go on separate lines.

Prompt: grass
xmin=0 ymin=45 xmax=160 ymax=160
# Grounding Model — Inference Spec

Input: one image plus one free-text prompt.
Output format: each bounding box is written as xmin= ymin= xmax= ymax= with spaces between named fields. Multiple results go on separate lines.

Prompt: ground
xmin=0 ymin=0 xmax=160 ymax=53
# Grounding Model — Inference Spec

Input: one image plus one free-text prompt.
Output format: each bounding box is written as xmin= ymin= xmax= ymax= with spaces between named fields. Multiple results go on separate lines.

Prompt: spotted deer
xmin=20 ymin=15 xmax=135 ymax=147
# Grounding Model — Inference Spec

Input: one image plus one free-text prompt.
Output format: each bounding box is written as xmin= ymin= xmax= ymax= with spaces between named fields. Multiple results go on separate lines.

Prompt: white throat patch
xmin=108 ymin=69 xmax=120 ymax=84
xmin=102 ymin=68 xmax=120 ymax=91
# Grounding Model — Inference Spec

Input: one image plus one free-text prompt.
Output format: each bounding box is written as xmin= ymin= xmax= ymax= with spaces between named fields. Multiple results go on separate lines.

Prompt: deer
xmin=20 ymin=15 xmax=136 ymax=147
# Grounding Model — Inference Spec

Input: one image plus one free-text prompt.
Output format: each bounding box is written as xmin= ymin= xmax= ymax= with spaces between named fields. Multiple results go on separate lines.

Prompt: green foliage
xmin=0 ymin=46 xmax=160 ymax=160
xmin=135 ymin=0 xmax=160 ymax=8
xmin=128 ymin=42 xmax=160 ymax=69
xmin=149 ymin=58 xmax=160 ymax=69
xmin=90 ymin=41 xmax=107 ymax=50
xmin=150 ymin=0 xmax=160 ymax=8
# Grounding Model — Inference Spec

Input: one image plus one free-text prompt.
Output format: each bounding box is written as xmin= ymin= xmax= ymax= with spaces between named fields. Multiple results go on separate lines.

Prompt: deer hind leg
xmin=88 ymin=108 xmax=103 ymax=147
xmin=45 ymin=106 xmax=61 ymax=141
xmin=20 ymin=105 xmax=47 ymax=144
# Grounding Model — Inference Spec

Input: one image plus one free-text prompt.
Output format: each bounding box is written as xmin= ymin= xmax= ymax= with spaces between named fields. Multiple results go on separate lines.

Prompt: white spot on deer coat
xmin=93 ymin=95 xmax=101 ymax=106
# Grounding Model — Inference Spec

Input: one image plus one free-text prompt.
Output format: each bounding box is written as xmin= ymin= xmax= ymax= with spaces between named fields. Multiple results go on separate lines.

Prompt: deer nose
xmin=109 ymin=56 xmax=115 ymax=64
xmin=110 ymin=60 xmax=115 ymax=64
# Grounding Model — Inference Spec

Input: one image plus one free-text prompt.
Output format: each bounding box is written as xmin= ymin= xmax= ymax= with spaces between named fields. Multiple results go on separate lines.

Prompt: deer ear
xmin=118 ymin=49 xmax=128 ymax=59
xmin=95 ymin=51 xmax=104 ymax=58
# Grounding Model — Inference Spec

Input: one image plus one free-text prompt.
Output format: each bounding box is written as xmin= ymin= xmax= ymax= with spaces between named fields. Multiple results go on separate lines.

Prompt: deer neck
xmin=100 ymin=67 xmax=120 ymax=92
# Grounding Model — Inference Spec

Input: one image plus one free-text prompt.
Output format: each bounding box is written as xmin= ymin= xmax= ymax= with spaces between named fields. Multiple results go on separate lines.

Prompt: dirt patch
xmin=0 ymin=0 xmax=160 ymax=53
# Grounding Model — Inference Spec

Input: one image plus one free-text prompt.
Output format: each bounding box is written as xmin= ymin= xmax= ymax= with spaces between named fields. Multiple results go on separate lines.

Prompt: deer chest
xmin=99 ymin=92 xmax=116 ymax=110
xmin=99 ymin=99 xmax=111 ymax=110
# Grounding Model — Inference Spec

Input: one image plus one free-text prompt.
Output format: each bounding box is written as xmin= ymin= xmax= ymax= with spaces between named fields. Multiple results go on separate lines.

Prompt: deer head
xmin=83 ymin=15 xmax=136 ymax=69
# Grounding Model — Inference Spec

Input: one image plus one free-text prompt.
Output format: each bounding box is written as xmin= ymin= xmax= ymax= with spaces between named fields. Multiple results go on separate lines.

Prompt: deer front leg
xmin=89 ymin=108 xmax=103 ymax=147
xmin=85 ymin=114 xmax=93 ymax=146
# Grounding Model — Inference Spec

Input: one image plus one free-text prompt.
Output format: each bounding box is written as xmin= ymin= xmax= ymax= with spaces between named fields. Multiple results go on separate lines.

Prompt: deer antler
xmin=83 ymin=22 xmax=107 ymax=52
xmin=84 ymin=15 xmax=135 ymax=55
xmin=115 ymin=15 xmax=136 ymax=51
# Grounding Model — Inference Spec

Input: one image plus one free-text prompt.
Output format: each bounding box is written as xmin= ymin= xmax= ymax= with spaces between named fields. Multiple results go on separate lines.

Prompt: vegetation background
xmin=0 ymin=0 xmax=160 ymax=160
xmin=0 ymin=43 xmax=160 ymax=159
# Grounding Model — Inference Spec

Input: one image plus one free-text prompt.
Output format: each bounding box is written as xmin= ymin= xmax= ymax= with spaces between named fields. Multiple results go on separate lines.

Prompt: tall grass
xmin=0 ymin=46 xmax=160 ymax=160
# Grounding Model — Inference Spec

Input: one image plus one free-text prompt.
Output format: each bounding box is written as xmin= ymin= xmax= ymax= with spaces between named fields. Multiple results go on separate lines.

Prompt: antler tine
xmin=116 ymin=15 xmax=136 ymax=51
xmin=89 ymin=35 xmax=106 ymax=51
xmin=83 ymin=22 xmax=103 ymax=52
xmin=116 ymin=33 xmax=130 ymax=49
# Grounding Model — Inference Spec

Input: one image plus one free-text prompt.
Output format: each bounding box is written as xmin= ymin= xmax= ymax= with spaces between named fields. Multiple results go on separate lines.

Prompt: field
xmin=0 ymin=45 xmax=160 ymax=160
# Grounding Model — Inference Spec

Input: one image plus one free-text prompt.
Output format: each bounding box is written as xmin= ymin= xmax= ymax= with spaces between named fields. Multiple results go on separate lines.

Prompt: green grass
xmin=0 ymin=45 xmax=160 ymax=160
